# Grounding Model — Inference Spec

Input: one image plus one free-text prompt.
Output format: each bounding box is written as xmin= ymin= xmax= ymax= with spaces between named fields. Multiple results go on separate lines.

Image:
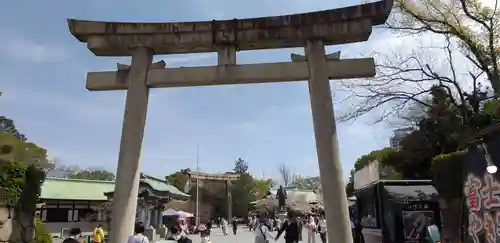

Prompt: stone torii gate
xmin=185 ymin=171 xmax=240 ymax=223
xmin=67 ymin=1 xmax=393 ymax=243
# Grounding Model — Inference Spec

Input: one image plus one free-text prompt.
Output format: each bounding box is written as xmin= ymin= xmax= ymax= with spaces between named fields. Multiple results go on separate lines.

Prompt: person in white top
xmin=306 ymin=216 xmax=317 ymax=243
xmin=254 ymin=218 xmax=274 ymax=243
xmin=317 ymin=214 xmax=327 ymax=243
xmin=198 ymin=224 xmax=210 ymax=243
xmin=127 ymin=222 xmax=150 ymax=243
xmin=221 ymin=218 xmax=229 ymax=236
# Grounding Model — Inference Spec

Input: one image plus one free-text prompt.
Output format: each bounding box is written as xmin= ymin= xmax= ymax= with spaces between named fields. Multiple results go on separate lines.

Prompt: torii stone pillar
xmin=110 ymin=47 xmax=152 ymax=243
xmin=305 ymin=39 xmax=352 ymax=243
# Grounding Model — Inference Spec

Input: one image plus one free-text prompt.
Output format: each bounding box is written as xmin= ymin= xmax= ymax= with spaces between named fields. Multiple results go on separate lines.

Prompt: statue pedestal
xmin=276 ymin=208 xmax=287 ymax=221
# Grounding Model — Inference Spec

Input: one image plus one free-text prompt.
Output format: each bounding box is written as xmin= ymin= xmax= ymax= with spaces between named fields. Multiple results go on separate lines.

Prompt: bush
xmin=35 ymin=217 xmax=52 ymax=243
xmin=431 ymin=150 xmax=466 ymax=200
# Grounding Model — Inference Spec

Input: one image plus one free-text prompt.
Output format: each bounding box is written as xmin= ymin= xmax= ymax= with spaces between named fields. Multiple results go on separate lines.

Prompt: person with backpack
xmin=275 ymin=211 xmax=301 ymax=243
xmin=254 ymin=217 xmax=274 ymax=243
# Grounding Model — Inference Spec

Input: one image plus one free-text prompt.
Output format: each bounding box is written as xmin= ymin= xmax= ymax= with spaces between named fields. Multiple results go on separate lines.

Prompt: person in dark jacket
xmin=62 ymin=228 xmax=82 ymax=243
xmin=232 ymin=218 xmax=238 ymax=235
xmin=275 ymin=211 xmax=301 ymax=243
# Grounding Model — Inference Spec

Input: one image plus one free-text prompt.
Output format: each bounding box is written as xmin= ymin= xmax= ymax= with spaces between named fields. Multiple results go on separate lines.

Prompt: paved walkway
xmin=158 ymin=226 xmax=323 ymax=243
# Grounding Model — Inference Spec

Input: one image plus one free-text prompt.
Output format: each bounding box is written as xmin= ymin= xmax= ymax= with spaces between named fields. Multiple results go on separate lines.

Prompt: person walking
xmin=63 ymin=228 xmax=83 ymax=243
xmin=254 ymin=218 xmax=274 ymax=243
xmin=197 ymin=224 xmax=210 ymax=243
xmin=232 ymin=217 xmax=238 ymax=235
xmin=317 ymin=214 xmax=327 ymax=243
xmin=221 ymin=218 xmax=228 ymax=236
xmin=127 ymin=222 xmax=151 ymax=243
xmin=275 ymin=211 xmax=301 ymax=243
xmin=92 ymin=224 xmax=105 ymax=243
xmin=170 ymin=221 xmax=192 ymax=243
xmin=306 ymin=216 xmax=317 ymax=243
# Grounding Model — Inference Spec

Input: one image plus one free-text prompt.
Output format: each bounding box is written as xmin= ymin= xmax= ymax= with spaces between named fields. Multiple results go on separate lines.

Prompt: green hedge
xmin=35 ymin=217 xmax=52 ymax=243
xmin=431 ymin=150 xmax=466 ymax=200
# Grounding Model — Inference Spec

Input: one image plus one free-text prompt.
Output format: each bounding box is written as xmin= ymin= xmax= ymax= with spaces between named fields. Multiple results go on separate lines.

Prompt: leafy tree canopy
xmin=0 ymin=116 xmax=27 ymax=141
xmin=68 ymin=168 xmax=116 ymax=181
xmin=233 ymin=157 xmax=248 ymax=174
xmin=354 ymin=147 xmax=398 ymax=171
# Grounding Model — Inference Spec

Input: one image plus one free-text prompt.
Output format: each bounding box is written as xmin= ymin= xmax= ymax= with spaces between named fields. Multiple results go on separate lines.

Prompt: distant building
xmin=38 ymin=173 xmax=189 ymax=237
xmin=390 ymin=128 xmax=413 ymax=149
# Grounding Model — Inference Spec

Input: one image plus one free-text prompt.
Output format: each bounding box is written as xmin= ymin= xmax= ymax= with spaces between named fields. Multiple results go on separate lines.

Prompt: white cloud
xmin=1 ymin=38 xmax=69 ymax=63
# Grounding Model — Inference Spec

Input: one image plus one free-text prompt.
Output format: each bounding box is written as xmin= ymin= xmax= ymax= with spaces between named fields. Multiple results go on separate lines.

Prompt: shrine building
xmin=38 ymin=173 xmax=189 ymax=237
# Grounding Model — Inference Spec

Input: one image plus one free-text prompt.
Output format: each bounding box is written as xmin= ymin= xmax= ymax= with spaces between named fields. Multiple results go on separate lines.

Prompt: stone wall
xmin=0 ymin=207 xmax=15 ymax=243
xmin=0 ymin=207 xmax=35 ymax=243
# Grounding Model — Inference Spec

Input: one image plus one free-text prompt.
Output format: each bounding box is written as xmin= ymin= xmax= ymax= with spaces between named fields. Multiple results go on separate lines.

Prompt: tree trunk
xmin=440 ymin=198 xmax=463 ymax=243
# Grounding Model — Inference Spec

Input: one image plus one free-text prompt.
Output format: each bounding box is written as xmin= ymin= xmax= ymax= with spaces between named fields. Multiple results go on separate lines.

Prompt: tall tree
xmin=0 ymin=132 xmax=49 ymax=169
xmin=233 ymin=157 xmax=248 ymax=174
xmin=0 ymin=116 xmax=27 ymax=141
xmin=278 ymin=164 xmax=292 ymax=186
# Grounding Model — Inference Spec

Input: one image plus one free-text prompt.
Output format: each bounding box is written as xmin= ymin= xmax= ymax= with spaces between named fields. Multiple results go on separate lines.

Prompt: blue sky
xmin=0 ymin=0 xmax=395 ymax=181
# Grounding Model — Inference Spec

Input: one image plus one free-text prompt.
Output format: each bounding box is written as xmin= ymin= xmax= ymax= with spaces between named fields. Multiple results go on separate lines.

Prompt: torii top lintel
xmin=185 ymin=171 xmax=240 ymax=181
xmin=67 ymin=0 xmax=393 ymax=56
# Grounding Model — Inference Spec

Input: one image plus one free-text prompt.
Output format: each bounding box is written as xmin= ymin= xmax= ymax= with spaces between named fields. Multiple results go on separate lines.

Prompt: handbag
xmin=258 ymin=225 xmax=269 ymax=243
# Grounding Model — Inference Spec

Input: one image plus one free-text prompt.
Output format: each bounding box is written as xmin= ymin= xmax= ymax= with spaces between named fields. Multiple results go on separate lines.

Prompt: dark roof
xmin=384 ymin=185 xmax=439 ymax=200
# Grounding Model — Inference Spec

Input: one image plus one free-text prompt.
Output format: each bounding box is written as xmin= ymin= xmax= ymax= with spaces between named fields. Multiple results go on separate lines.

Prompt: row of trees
xmin=342 ymin=0 xmax=500 ymax=241
xmin=47 ymin=163 xmax=116 ymax=181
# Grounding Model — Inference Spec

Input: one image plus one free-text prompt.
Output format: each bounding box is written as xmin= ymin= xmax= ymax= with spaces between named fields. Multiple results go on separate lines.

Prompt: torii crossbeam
xmin=67 ymin=1 xmax=393 ymax=243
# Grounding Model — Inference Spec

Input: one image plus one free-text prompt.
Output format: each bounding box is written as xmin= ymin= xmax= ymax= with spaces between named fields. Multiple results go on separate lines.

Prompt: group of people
xmin=250 ymin=211 xmax=328 ymax=243
xmin=61 ymin=213 xmax=331 ymax=243
xmin=61 ymin=223 xmax=146 ymax=243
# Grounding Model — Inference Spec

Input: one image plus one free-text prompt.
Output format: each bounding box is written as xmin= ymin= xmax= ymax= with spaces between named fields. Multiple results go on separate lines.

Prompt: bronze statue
xmin=276 ymin=185 xmax=287 ymax=212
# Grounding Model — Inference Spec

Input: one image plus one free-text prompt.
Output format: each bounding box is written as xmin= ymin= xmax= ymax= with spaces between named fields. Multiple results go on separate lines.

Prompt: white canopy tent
xmin=162 ymin=208 xmax=179 ymax=216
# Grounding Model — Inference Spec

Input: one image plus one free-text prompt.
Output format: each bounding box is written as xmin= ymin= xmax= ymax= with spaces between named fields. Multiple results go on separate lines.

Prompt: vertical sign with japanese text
xmin=465 ymin=136 xmax=500 ymax=243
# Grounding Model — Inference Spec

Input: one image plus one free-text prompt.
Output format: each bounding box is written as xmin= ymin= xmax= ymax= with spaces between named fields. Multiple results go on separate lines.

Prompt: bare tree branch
xmin=339 ymin=0 xmax=497 ymax=124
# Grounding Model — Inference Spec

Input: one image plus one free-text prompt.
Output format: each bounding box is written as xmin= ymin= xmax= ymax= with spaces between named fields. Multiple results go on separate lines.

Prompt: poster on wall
xmin=402 ymin=210 xmax=435 ymax=243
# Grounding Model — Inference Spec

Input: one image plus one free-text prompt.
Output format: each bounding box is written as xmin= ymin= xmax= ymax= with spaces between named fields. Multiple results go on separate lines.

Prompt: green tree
xmin=231 ymin=172 xmax=254 ymax=217
xmin=0 ymin=116 xmax=27 ymax=141
xmin=68 ymin=167 xmax=115 ymax=181
xmin=251 ymin=178 xmax=273 ymax=199
xmin=353 ymin=147 xmax=398 ymax=171
xmin=363 ymin=87 xmax=500 ymax=242
xmin=0 ymin=119 xmax=48 ymax=243
xmin=233 ymin=157 xmax=248 ymax=173
xmin=0 ymin=132 xmax=49 ymax=169
xmin=165 ymin=168 xmax=191 ymax=191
